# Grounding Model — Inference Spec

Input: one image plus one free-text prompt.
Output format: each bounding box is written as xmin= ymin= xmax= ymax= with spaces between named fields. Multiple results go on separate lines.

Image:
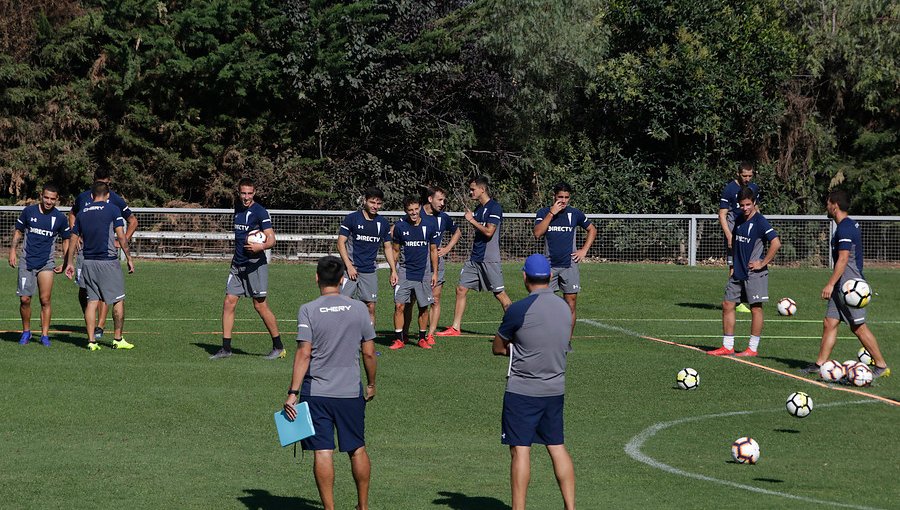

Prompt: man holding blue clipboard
xmin=284 ymin=256 xmax=377 ymax=510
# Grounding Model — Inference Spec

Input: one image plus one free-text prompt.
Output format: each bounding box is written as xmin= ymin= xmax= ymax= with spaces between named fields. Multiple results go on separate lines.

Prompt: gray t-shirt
xmin=497 ymin=288 xmax=572 ymax=397
xmin=297 ymin=294 xmax=376 ymax=398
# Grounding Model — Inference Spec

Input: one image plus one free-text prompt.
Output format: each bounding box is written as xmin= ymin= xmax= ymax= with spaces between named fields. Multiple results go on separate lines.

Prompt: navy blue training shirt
xmin=534 ymin=206 xmax=592 ymax=268
xmin=72 ymin=202 xmax=125 ymax=261
xmin=73 ymin=189 xmax=133 ymax=219
xmin=832 ymin=217 xmax=864 ymax=279
xmin=719 ymin=181 xmax=760 ymax=226
xmin=470 ymin=199 xmax=503 ymax=263
xmin=232 ymin=202 xmax=272 ymax=266
xmin=339 ymin=210 xmax=391 ymax=273
xmin=16 ymin=204 xmax=70 ymax=270
xmin=392 ymin=216 xmax=438 ymax=282
xmin=731 ymin=213 xmax=779 ymax=280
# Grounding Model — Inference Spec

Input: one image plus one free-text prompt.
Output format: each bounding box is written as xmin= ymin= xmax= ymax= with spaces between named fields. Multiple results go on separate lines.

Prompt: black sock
xmin=114 ymin=337 xmax=122 ymax=342
xmin=419 ymin=330 xmax=427 ymax=341
xmin=223 ymin=338 xmax=232 ymax=351
xmin=272 ymin=335 xmax=283 ymax=350
xmin=395 ymin=330 xmax=403 ymax=341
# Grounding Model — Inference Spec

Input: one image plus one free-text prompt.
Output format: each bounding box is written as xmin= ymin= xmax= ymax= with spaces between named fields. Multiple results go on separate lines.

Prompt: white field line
xmin=624 ymin=400 xmax=883 ymax=510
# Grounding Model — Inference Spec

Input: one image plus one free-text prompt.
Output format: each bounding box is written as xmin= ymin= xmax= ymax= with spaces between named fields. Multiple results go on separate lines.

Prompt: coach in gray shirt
xmin=284 ymin=256 xmax=377 ymax=510
xmin=493 ymin=253 xmax=575 ymax=510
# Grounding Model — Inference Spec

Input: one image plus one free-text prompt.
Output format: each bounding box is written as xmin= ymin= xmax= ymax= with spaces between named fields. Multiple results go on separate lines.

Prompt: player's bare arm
xmin=718 ymin=208 xmax=732 ymax=247
xmin=429 ymin=244 xmax=439 ymax=288
xmin=284 ymin=342 xmax=312 ymax=420
xmin=337 ymin=235 xmax=357 ymax=280
xmin=64 ymin=233 xmax=80 ymax=279
xmin=469 ymin=221 xmax=497 ymax=238
xmin=534 ymin=199 xmax=566 ymax=238
xmin=492 ymin=334 xmax=510 ymax=356
xmin=822 ymin=250 xmax=850 ymax=300
xmin=55 ymin=238 xmax=70 ymax=273
xmin=361 ymin=341 xmax=377 ymax=401
xmin=438 ymin=229 xmax=462 ymax=258
xmin=383 ymin=240 xmax=398 ymax=286
xmin=115 ymin=226 xmax=135 ymax=274
xmin=125 ymin=214 xmax=138 ymax=242
xmin=8 ymin=229 xmax=20 ymax=268
xmin=748 ymin=237 xmax=781 ymax=271
xmin=572 ymin=223 xmax=597 ymax=262
xmin=245 ymin=227 xmax=276 ymax=253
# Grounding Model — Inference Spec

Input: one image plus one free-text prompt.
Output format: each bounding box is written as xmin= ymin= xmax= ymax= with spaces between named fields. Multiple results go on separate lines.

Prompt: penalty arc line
xmin=624 ymin=400 xmax=884 ymax=510
xmin=578 ymin=319 xmax=900 ymax=407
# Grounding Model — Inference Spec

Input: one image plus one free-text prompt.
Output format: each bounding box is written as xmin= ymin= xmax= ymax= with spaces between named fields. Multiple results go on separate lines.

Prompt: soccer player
xmin=337 ymin=187 xmax=398 ymax=327
xmin=708 ymin=187 xmax=781 ymax=357
xmin=8 ymin=184 xmax=71 ymax=346
xmin=64 ymin=181 xmax=135 ymax=350
xmin=68 ymin=168 xmax=138 ymax=340
xmin=389 ymin=196 xmax=439 ymax=350
xmin=802 ymin=190 xmax=890 ymax=378
xmin=492 ymin=254 xmax=575 ymax=510
xmin=283 ymin=255 xmax=377 ymax=510
xmin=533 ymin=182 xmax=597 ymax=334
xmin=210 ymin=178 xmax=284 ymax=360
xmin=718 ymin=162 xmax=759 ymax=313
xmin=421 ymin=186 xmax=461 ymax=344
xmin=437 ymin=176 xmax=511 ymax=336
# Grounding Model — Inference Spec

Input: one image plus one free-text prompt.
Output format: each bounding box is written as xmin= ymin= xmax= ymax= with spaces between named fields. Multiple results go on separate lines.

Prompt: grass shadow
xmin=192 ymin=342 xmax=253 ymax=356
xmin=758 ymin=355 xmax=812 ymax=370
xmin=753 ymin=478 xmax=784 ymax=483
xmin=676 ymin=302 xmax=720 ymax=310
xmin=773 ymin=428 xmax=801 ymax=434
xmin=433 ymin=491 xmax=510 ymax=510
xmin=237 ymin=489 xmax=321 ymax=510
xmin=1 ymin=330 xmax=88 ymax=349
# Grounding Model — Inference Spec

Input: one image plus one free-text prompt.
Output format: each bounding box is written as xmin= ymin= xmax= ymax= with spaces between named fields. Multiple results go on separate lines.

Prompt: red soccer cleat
xmin=734 ymin=349 xmax=758 ymax=357
xmin=425 ymin=334 xmax=436 ymax=346
xmin=707 ymin=346 xmax=735 ymax=356
xmin=417 ymin=339 xmax=433 ymax=349
xmin=435 ymin=326 xmax=461 ymax=337
xmin=389 ymin=339 xmax=405 ymax=350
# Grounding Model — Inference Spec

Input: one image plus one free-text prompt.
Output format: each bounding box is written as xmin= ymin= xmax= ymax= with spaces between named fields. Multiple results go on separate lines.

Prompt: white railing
xmin=2 ymin=207 xmax=899 ymax=267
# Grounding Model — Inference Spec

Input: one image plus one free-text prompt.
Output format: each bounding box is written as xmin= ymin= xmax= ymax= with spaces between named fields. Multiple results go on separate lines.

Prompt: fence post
xmin=689 ymin=216 xmax=697 ymax=266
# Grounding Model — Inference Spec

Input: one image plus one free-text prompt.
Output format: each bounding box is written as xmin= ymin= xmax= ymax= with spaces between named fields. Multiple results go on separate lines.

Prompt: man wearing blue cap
xmin=492 ymin=253 xmax=575 ymax=510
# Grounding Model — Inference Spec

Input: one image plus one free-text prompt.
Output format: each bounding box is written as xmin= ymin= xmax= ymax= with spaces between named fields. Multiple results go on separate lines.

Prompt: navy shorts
xmin=501 ymin=392 xmax=565 ymax=446
xmin=301 ymin=395 xmax=366 ymax=452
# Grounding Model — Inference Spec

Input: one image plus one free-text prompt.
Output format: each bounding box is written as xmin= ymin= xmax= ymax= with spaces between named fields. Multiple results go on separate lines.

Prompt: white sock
xmin=748 ymin=335 xmax=760 ymax=352
xmin=723 ymin=335 xmax=735 ymax=350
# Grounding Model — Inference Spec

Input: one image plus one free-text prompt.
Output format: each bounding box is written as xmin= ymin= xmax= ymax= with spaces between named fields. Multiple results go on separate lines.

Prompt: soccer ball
xmin=819 ymin=360 xmax=846 ymax=382
xmin=847 ymin=364 xmax=873 ymax=387
xmin=857 ymin=347 xmax=874 ymax=366
xmin=676 ymin=368 xmax=700 ymax=390
xmin=247 ymin=230 xmax=267 ymax=244
xmin=731 ymin=437 xmax=760 ymax=464
xmin=841 ymin=279 xmax=871 ymax=308
xmin=776 ymin=297 xmax=797 ymax=316
xmin=785 ymin=392 xmax=813 ymax=418
xmin=842 ymin=359 xmax=862 ymax=374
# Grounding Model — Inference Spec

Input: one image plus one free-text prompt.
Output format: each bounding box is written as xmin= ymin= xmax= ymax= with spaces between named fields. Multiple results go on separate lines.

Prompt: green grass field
xmin=1 ymin=261 xmax=897 ymax=509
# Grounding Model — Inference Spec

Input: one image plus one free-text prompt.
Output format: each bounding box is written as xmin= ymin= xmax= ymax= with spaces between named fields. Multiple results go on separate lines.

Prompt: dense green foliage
xmin=1 ymin=0 xmax=897 ymax=213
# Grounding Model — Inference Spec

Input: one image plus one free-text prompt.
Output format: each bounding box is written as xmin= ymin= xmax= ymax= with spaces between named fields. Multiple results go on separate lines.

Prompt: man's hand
xmin=347 ymin=265 xmax=358 ymax=281
xmin=571 ymin=248 xmax=589 ymax=263
xmin=437 ymin=246 xmax=450 ymax=258
xmin=431 ymin=272 xmax=438 ymax=288
xmin=364 ymin=384 xmax=376 ymax=402
xmin=748 ymin=260 xmax=765 ymax=271
xmin=8 ymin=252 xmax=16 ymax=268
xmin=283 ymin=393 xmax=298 ymax=421
xmin=243 ymin=242 xmax=261 ymax=253
xmin=725 ymin=232 xmax=733 ymax=247
xmin=126 ymin=259 xmax=135 ymax=274
xmin=53 ymin=264 xmax=64 ymax=274
xmin=550 ymin=199 xmax=565 ymax=216
xmin=64 ymin=264 xmax=75 ymax=280
xmin=390 ymin=269 xmax=399 ymax=287
xmin=822 ymin=284 xmax=833 ymax=300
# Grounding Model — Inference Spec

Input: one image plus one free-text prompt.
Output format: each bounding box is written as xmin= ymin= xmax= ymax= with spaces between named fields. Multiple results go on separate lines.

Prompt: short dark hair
xmin=423 ymin=185 xmax=446 ymax=202
xmin=525 ymin=274 xmax=551 ymax=286
xmin=316 ymin=256 xmax=345 ymax=287
xmin=364 ymin=187 xmax=384 ymax=201
xmin=91 ymin=181 xmax=110 ymax=198
xmin=94 ymin=168 xmax=112 ymax=181
xmin=827 ymin=189 xmax=851 ymax=212
xmin=552 ymin=182 xmax=573 ymax=195
xmin=469 ymin=176 xmax=490 ymax=190
xmin=402 ymin=195 xmax=420 ymax=210
xmin=237 ymin=177 xmax=255 ymax=189
xmin=738 ymin=161 xmax=754 ymax=173
xmin=41 ymin=183 xmax=59 ymax=194
xmin=737 ymin=186 xmax=756 ymax=202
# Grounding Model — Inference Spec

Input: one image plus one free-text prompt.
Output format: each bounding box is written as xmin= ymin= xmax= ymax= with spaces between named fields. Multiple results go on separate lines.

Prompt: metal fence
xmin=2 ymin=207 xmax=899 ymax=267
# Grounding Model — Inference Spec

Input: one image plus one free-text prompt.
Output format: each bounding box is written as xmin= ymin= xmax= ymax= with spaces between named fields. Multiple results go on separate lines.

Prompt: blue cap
xmin=522 ymin=254 xmax=551 ymax=277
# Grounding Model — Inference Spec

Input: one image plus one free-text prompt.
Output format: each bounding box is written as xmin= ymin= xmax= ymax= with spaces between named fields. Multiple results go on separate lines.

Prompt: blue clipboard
xmin=274 ymin=402 xmax=315 ymax=447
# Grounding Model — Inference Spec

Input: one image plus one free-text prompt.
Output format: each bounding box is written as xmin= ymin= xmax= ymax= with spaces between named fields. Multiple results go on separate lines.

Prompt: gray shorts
xmin=724 ymin=213 xmax=735 ymax=266
xmin=550 ymin=266 xmax=581 ymax=294
xmin=459 ymin=260 xmax=505 ymax=293
xmin=81 ymin=259 xmax=126 ymax=304
xmin=226 ymin=262 xmax=269 ymax=298
xmin=341 ymin=271 xmax=378 ymax=302
xmin=435 ymin=257 xmax=447 ymax=286
xmin=826 ymin=281 xmax=867 ymax=326
xmin=394 ymin=279 xmax=434 ymax=307
xmin=723 ymin=271 xmax=768 ymax=304
xmin=17 ymin=260 xmax=55 ymax=297
xmin=74 ymin=250 xmax=86 ymax=288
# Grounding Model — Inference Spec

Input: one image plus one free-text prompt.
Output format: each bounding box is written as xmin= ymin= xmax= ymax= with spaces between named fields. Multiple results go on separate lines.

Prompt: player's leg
xmin=438 ymin=262 xmax=480 ymax=335
xmin=19 ymin=295 xmax=32 ymax=336
xmin=222 ymin=294 xmax=239 ymax=338
xmin=252 ymin=297 xmax=280 ymax=337
xmin=563 ymin=294 xmax=577 ymax=336
xmin=735 ymin=303 xmax=763 ymax=356
xmin=348 ymin=446 xmax=371 ymax=510
xmin=485 ymin=262 xmax=511 ymax=311
xmin=416 ymin=303 xmax=430 ymax=348
xmin=402 ymin=299 xmax=413 ymax=341
xmin=449 ymin=285 xmax=468 ymax=330
xmin=391 ymin=300 xmax=406 ymax=349
xmin=710 ymin=280 xmax=739 ymax=355
xmin=84 ymin=299 xmax=99 ymax=348
xmin=427 ymin=282 xmax=443 ymax=338
xmin=494 ymin=291 xmax=512 ymax=311
xmin=546 ymin=444 xmax=575 ymax=510
xmin=111 ymin=300 xmax=126 ymax=342
xmin=312 ymin=449 xmax=336 ymax=510
xmin=509 ymin=446 xmax=531 ymax=510
xmin=36 ymin=270 xmax=54 ymax=338
xmin=850 ymin=324 xmax=888 ymax=371
xmin=365 ymin=301 xmax=376 ymax=328
xmin=813 ymin=318 xmax=841 ymax=367
xmin=17 ymin=266 xmax=35 ymax=343
xmin=96 ymin=301 xmax=109 ymax=336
